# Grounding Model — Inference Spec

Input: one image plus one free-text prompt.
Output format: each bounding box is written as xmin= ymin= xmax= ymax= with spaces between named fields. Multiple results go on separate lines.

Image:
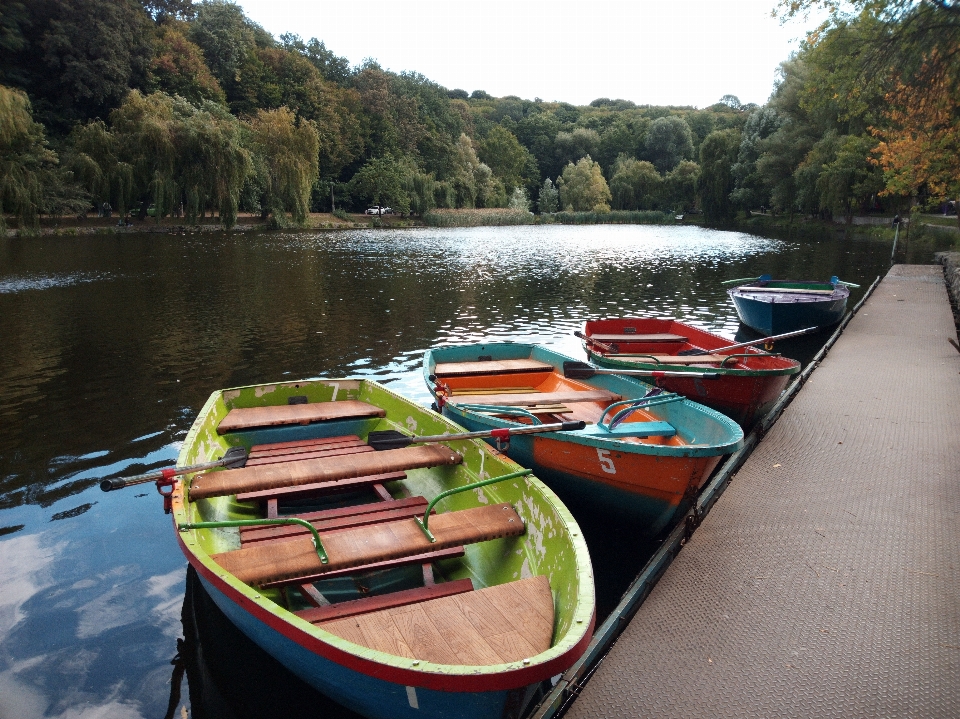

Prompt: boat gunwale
xmin=171 ymin=378 xmax=595 ymax=692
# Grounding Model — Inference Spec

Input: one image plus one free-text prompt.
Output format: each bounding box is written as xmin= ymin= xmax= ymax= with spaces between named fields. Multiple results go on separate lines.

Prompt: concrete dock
xmin=565 ymin=265 xmax=960 ymax=718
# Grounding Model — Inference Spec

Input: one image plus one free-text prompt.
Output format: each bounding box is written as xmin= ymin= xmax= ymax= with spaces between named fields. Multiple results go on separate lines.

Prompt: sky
xmin=235 ymin=0 xmax=823 ymax=108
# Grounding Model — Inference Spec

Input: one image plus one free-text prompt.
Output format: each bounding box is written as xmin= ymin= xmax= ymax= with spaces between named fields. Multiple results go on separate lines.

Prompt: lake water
xmin=0 ymin=224 xmax=910 ymax=718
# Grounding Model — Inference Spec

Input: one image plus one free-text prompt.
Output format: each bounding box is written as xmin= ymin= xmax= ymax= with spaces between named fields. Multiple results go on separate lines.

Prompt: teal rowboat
xmin=424 ymin=344 xmax=744 ymax=535
xmin=169 ymin=378 xmax=594 ymax=719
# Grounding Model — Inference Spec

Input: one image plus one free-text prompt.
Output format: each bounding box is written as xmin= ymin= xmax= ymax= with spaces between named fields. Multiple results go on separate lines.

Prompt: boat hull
xmin=192 ymin=561 xmax=541 ymax=719
xmin=729 ymin=286 xmax=849 ymax=335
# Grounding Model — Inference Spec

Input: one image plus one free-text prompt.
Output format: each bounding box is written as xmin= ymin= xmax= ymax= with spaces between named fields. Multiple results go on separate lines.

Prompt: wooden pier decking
xmin=563 ymin=265 xmax=960 ymax=718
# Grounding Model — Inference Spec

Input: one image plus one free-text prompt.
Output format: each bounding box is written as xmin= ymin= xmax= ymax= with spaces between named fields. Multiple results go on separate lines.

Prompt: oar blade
xmin=366 ymin=430 xmax=414 ymax=451
xmin=562 ymin=361 xmax=598 ymax=380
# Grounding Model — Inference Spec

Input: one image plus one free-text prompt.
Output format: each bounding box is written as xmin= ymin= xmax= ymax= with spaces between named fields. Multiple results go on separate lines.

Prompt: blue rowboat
xmin=727 ymin=276 xmax=850 ymax=335
xmin=423 ymin=343 xmax=743 ymax=535
xmin=165 ymin=378 xmax=594 ymax=719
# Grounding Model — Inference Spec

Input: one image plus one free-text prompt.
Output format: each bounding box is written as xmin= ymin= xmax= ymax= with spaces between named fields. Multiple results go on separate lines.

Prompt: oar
xmin=562 ymin=361 xmax=720 ymax=380
xmin=721 ymin=274 xmax=771 ymax=285
xmin=677 ymin=326 xmax=819 ymax=356
xmin=99 ymin=446 xmax=249 ymax=492
xmin=367 ymin=421 xmax=587 ymax=451
xmin=574 ymin=330 xmax=617 ymax=353
xmin=830 ymin=276 xmax=860 ymax=288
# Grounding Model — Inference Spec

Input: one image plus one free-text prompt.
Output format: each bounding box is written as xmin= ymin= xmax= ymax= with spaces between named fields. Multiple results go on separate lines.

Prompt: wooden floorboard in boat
xmin=320 ymin=576 xmax=554 ymax=666
xmin=245 ymin=444 xmax=374 ymax=467
xmin=433 ymin=359 xmax=553 ymax=377
xmin=610 ymin=353 xmax=730 ymax=365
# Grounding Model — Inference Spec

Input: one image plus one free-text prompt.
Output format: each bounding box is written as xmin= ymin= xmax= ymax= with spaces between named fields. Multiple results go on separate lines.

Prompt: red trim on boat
xmin=180 ymin=535 xmax=593 ymax=693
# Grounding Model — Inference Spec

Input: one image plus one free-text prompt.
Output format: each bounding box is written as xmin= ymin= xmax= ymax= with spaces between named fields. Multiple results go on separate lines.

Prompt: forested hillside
xmin=1 ymin=0 xmax=957 ymax=232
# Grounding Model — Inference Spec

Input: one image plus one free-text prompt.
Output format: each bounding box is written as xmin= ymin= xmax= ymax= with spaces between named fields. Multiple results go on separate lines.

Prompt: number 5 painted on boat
xmin=596 ymin=448 xmax=616 ymax=474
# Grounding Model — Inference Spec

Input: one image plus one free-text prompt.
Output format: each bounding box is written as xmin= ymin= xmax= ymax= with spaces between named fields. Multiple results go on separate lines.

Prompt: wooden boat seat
xmin=589 ymin=333 xmax=688 ymax=343
xmin=451 ymin=389 xmax=620 ymax=407
xmin=737 ymin=286 xmax=834 ymax=295
xmin=319 ymin=575 xmax=554 ymax=666
xmin=217 ymin=400 xmax=386 ymax=434
xmin=612 ymin=353 xmax=730 ymax=365
xmin=189 ymin=445 xmax=463 ymax=500
xmin=211 ymin=502 xmax=524 ymax=586
xmin=433 ymin=359 xmax=553 ymax=378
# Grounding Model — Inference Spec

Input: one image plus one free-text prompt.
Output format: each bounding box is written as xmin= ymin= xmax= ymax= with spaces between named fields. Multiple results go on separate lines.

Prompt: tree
xmin=244 ymin=106 xmax=318 ymax=226
xmin=609 ymin=156 xmax=662 ymax=210
xmin=555 ymin=127 xmax=600 ymax=169
xmin=537 ymin=177 xmax=559 ymax=214
xmin=149 ymin=22 xmax=225 ymax=105
xmin=730 ymin=106 xmax=783 ymax=211
xmin=350 ymin=154 xmax=410 ymax=214
xmin=698 ymin=128 xmax=741 ymax=221
xmin=665 ymin=160 xmax=700 ymax=213
xmin=872 ymin=48 xmax=960 ymax=225
xmin=559 ymin=156 xmax=611 ymax=212
xmin=478 ymin=125 xmax=532 ymax=192
xmin=15 ymin=0 xmax=154 ymax=130
xmin=0 ymin=85 xmax=58 ymax=232
xmin=644 ymin=116 xmax=694 ymax=173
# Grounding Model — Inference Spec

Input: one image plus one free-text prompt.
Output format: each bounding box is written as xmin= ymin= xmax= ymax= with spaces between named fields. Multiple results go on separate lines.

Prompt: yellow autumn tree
xmin=872 ymin=48 xmax=960 ymax=226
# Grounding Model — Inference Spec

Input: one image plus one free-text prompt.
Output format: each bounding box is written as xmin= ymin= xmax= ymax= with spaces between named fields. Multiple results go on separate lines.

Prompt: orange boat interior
xmin=433 ymin=361 xmax=683 ymax=447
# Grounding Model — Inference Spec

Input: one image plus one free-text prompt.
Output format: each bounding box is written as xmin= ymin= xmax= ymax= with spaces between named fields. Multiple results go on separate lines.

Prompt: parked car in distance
xmin=364 ymin=206 xmax=393 ymax=215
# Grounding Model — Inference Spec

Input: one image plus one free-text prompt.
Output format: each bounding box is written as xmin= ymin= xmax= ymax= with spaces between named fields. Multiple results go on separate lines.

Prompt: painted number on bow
xmin=597 ymin=448 xmax=616 ymax=474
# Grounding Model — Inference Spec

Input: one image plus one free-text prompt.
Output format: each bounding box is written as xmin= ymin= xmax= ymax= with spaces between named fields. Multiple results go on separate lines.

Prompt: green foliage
xmin=245 ymin=106 xmax=317 ymax=226
xmin=698 ymin=128 xmax=741 ymax=222
xmin=546 ymin=210 xmax=674 ymax=225
xmin=508 ymin=187 xmax=530 ymax=211
xmin=478 ymin=125 xmax=533 ymax=192
xmin=609 ymin=156 xmax=662 ymax=211
xmin=555 ymin=127 xmax=600 ymax=169
xmin=422 ymin=208 xmax=534 ymax=227
xmin=149 ymin=21 xmax=225 ymax=105
xmin=537 ymin=178 xmax=559 ymax=214
xmin=349 ymin=154 xmax=410 ymax=215
xmin=0 ymin=85 xmax=57 ymax=232
xmin=644 ymin=116 xmax=694 ymax=173
xmin=559 ymin=155 xmax=611 ymax=212
xmin=665 ymin=160 xmax=700 ymax=213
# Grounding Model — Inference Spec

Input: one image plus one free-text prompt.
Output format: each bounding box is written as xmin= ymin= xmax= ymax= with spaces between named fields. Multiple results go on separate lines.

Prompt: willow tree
xmin=0 ymin=85 xmax=57 ymax=233
xmin=244 ymin=107 xmax=319 ymax=226
xmin=609 ymin=155 xmax=662 ymax=210
xmin=179 ymin=99 xmax=250 ymax=227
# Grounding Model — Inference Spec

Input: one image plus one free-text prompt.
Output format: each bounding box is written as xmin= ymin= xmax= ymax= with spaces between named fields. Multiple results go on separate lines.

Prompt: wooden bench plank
xmin=260 ymin=546 xmax=466 ymax=587
xmin=433 ymin=359 xmax=553 ymax=378
xmin=240 ymin=497 xmax=430 ymax=543
xmin=246 ymin=444 xmax=374 ymax=467
xmin=737 ymin=286 xmax=835 ymax=295
xmin=320 ymin=576 xmax=553 ymax=666
xmin=296 ymin=578 xmax=475 ymax=623
xmin=217 ymin=400 xmax=386 ymax=434
xmin=211 ymin=503 xmax=523 ymax=586
xmin=189 ymin=445 xmax=462 ymax=501
xmin=451 ymin=389 xmax=621 ymax=407
xmin=590 ymin=333 xmax=688 ymax=343
xmin=610 ymin=353 xmax=730 ymax=365
xmin=235 ymin=471 xmax=407 ymax=503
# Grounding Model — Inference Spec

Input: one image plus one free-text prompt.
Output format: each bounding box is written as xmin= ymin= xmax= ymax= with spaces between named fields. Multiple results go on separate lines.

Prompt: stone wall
xmin=936 ymin=252 xmax=960 ymax=333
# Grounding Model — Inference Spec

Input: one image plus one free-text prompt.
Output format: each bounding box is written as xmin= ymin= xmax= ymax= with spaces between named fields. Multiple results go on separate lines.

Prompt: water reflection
xmin=0 ymin=224 xmax=906 ymax=717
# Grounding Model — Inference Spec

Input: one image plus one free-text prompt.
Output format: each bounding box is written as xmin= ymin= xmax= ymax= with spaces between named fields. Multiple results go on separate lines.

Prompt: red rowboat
xmin=580 ymin=318 xmax=801 ymax=427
